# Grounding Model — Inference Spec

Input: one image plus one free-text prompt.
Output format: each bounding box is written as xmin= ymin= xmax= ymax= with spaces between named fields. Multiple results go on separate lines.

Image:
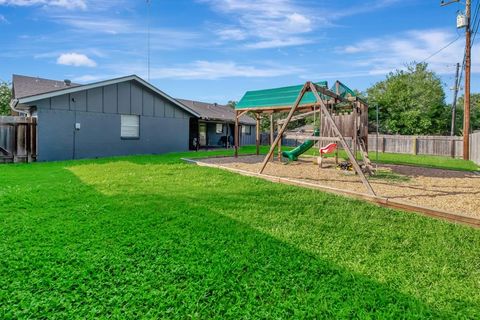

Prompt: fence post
xmin=451 ymin=138 xmax=456 ymax=158
xmin=412 ymin=136 xmax=418 ymax=155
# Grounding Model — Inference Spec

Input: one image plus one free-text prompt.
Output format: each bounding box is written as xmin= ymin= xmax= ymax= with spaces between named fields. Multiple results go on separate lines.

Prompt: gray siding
xmin=241 ymin=125 xmax=256 ymax=145
xmin=32 ymin=80 xmax=192 ymax=161
xmin=71 ymin=91 xmax=87 ymax=111
xmin=103 ymin=84 xmax=117 ymax=114
xmin=131 ymin=83 xmax=142 ymax=115
xmin=206 ymin=122 xmax=228 ymax=146
xmin=117 ymin=82 xmax=130 ymax=114
xmin=87 ymin=87 xmax=103 ymax=112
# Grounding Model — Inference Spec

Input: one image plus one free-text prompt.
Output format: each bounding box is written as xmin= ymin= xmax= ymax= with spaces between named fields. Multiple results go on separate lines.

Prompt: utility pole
xmin=441 ymin=0 xmax=471 ymax=159
xmin=450 ymin=62 xmax=460 ymax=136
xmin=464 ymin=0 xmax=471 ymax=159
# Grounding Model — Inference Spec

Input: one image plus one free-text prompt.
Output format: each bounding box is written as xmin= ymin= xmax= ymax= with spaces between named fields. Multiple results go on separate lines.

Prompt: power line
xmin=420 ymin=35 xmax=461 ymax=63
xmin=471 ymin=0 xmax=480 ymax=45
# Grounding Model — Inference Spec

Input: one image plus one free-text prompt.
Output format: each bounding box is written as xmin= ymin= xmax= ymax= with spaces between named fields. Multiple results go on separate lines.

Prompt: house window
xmin=216 ymin=123 xmax=224 ymax=134
xmin=242 ymin=125 xmax=251 ymax=135
xmin=121 ymin=115 xmax=140 ymax=139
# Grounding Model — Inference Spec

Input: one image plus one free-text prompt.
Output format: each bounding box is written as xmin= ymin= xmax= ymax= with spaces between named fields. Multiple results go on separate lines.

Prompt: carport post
xmin=234 ymin=110 xmax=239 ymax=157
xmin=255 ymin=113 xmax=260 ymax=155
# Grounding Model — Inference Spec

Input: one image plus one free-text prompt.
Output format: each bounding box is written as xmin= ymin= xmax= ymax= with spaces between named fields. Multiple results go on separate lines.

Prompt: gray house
xmin=178 ymin=99 xmax=256 ymax=149
xmin=10 ymin=74 xmax=256 ymax=161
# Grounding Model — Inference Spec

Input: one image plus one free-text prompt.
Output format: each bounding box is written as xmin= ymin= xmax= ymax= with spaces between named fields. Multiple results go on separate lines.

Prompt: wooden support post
xmin=412 ymin=136 xmax=418 ymax=155
xmin=26 ymin=118 xmax=31 ymax=163
xmin=234 ymin=110 xmax=239 ymax=157
xmin=269 ymin=114 xmax=274 ymax=161
xmin=277 ymin=123 xmax=282 ymax=161
xmin=236 ymin=110 xmax=249 ymax=119
xmin=12 ymin=123 xmax=17 ymax=163
xmin=309 ymin=83 xmax=376 ymax=196
xmin=353 ymin=103 xmax=358 ymax=158
xmin=33 ymin=118 xmax=37 ymax=161
xmin=259 ymin=83 xmax=310 ymax=173
xmin=255 ymin=114 xmax=260 ymax=155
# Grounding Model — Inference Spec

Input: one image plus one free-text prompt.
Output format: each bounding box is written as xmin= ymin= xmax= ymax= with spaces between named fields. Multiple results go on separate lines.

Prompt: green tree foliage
xmin=226 ymin=100 xmax=237 ymax=109
xmin=0 ymin=81 xmax=12 ymax=115
xmin=453 ymin=94 xmax=480 ymax=135
xmin=366 ymin=63 xmax=449 ymax=135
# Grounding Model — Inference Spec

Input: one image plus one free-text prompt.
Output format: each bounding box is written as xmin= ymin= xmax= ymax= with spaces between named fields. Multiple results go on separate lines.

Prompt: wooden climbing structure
xmin=233 ymin=80 xmax=376 ymax=195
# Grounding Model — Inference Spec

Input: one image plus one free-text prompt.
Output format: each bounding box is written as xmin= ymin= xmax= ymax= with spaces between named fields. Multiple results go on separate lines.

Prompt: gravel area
xmin=199 ymin=155 xmax=480 ymax=218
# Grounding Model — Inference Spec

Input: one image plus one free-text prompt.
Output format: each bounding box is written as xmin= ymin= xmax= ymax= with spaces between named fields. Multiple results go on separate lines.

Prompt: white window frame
xmin=121 ymin=115 xmax=140 ymax=139
xmin=242 ymin=125 xmax=251 ymax=135
xmin=216 ymin=123 xmax=224 ymax=134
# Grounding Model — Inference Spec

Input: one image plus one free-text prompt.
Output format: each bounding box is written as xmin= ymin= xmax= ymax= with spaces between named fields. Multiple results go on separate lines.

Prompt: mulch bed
xmin=200 ymin=155 xmax=480 ymax=218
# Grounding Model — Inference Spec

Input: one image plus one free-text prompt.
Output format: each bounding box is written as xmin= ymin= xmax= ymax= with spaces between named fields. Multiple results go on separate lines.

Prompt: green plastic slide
xmin=282 ymin=129 xmax=320 ymax=161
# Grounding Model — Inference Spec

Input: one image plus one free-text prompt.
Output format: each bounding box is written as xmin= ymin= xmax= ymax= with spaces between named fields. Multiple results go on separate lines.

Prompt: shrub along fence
xmin=0 ymin=116 xmax=37 ymax=163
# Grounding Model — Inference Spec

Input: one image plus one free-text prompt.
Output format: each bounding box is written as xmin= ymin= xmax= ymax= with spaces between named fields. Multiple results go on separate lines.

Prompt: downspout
xmin=9 ymin=99 xmax=29 ymax=116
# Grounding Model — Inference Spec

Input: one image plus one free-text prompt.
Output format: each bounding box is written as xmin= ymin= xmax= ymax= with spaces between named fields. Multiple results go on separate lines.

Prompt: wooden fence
xmin=0 ymin=116 xmax=37 ymax=163
xmin=368 ymin=133 xmax=480 ymax=165
xmin=471 ymin=132 xmax=480 ymax=165
xmin=264 ymin=131 xmax=480 ymax=165
xmin=367 ymin=134 xmax=463 ymax=158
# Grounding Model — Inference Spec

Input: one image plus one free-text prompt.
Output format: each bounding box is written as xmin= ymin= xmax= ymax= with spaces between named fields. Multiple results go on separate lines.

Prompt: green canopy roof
xmin=236 ymin=81 xmax=357 ymax=110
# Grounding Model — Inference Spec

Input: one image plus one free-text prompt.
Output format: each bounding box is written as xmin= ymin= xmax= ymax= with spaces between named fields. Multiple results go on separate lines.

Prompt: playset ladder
xmin=357 ymin=137 xmax=374 ymax=175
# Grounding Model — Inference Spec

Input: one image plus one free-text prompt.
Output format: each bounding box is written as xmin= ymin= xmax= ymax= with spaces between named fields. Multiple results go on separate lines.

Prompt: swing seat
xmin=317 ymin=143 xmax=337 ymax=168
xmin=320 ymin=143 xmax=337 ymax=155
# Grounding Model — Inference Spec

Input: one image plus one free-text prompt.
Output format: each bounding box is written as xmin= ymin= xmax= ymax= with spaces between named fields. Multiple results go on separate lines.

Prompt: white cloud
xmin=204 ymin=0 xmax=403 ymax=50
xmin=0 ymin=14 xmax=8 ymax=24
xmin=56 ymin=16 xmax=132 ymax=34
xmin=57 ymin=53 xmax=97 ymax=67
xmin=336 ymin=29 xmax=480 ymax=75
xmin=216 ymin=28 xmax=247 ymax=41
xmin=329 ymin=0 xmax=402 ymax=19
xmin=0 ymin=0 xmax=87 ymax=10
xmin=116 ymin=60 xmax=302 ymax=80
xmin=204 ymin=0 xmax=315 ymax=49
xmin=245 ymin=37 xmax=313 ymax=49
xmin=72 ymin=74 xmax=118 ymax=83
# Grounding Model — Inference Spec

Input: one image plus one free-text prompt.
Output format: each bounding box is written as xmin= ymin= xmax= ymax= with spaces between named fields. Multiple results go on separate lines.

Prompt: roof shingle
xmin=12 ymin=74 xmax=81 ymax=99
xmin=177 ymin=99 xmax=255 ymax=125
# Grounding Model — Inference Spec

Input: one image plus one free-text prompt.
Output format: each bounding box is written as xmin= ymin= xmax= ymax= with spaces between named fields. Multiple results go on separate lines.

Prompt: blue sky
xmin=0 ymin=0 xmax=478 ymax=103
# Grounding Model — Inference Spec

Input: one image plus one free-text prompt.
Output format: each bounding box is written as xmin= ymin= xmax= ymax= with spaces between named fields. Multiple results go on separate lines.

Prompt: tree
xmin=0 ymin=81 xmax=12 ymax=115
xmin=453 ymin=94 xmax=480 ymax=135
xmin=226 ymin=100 xmax=237 ymax=109
xmin=366 ymin=63 xmax=450 ymax=135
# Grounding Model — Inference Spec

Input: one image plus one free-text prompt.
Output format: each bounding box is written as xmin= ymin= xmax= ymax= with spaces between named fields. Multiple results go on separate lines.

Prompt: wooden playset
xmin=233 ymin=80 xmax=375 ymax=195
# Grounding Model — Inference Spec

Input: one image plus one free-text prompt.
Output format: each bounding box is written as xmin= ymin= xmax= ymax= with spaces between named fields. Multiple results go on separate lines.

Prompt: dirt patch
xmin=199 ymin=155 xmax=480 ymax=218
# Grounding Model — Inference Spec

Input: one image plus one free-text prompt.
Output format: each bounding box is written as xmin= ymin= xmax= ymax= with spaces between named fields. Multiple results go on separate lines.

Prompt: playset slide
xmin=282 ymin=129 xmax=319 ymax=161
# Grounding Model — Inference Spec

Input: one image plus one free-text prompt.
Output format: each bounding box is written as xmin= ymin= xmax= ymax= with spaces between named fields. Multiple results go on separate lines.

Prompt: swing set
xmin=233 ymin=80 xmax=376 ymax=195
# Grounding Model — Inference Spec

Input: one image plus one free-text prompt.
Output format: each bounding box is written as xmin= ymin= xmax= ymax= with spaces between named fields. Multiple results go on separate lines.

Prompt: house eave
xmin=16 ymin=75 xmax=201 ymax=118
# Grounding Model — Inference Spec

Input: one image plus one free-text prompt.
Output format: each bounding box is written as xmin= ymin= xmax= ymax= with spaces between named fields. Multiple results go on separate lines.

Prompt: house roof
xmin=12 ymin=74 xmax=81 ymax=99
xmin=176 ymin=99 xmax=256 ymax=125
xmin=12 ymin=74 xmax=200 ymax=117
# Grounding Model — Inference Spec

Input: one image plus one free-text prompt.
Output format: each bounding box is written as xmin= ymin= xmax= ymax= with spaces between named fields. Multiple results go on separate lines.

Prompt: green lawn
xmin=1 ymin=148 xmax=480 ymax=318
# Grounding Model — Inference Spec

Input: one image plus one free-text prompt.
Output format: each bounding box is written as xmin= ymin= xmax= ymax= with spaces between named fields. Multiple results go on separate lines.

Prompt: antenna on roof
xmin=146 ymin=0 xmax=151 ymax=82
